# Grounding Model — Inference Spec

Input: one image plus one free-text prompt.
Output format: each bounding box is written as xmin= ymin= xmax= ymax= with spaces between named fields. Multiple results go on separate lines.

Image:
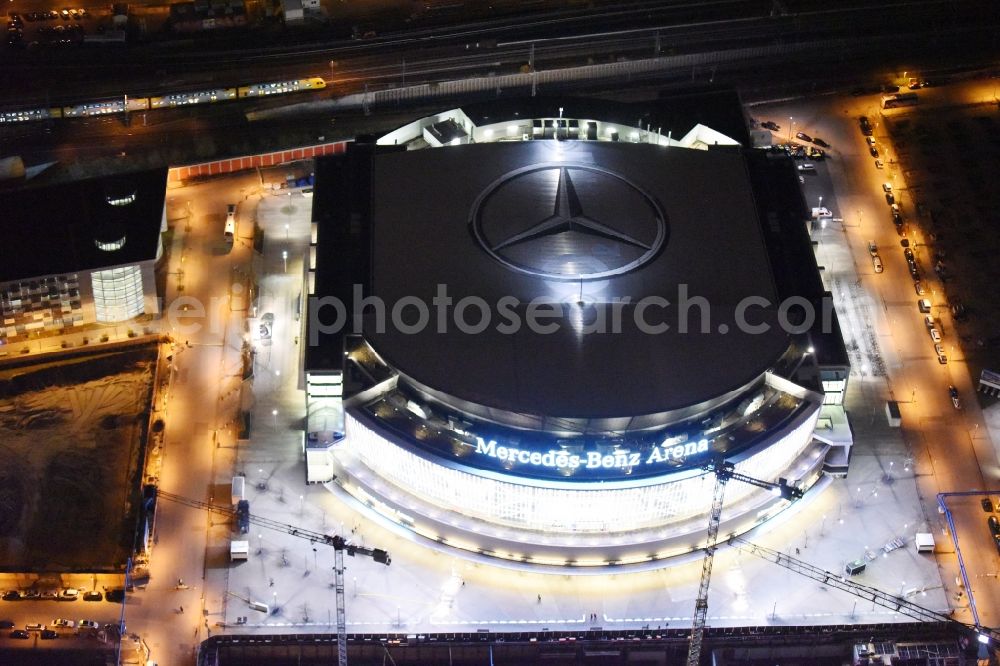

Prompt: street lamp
xmin=272 ymin=409 xmax=278 ymax=430
xmin=282 ymin=251 xmax=288 ymax=273
xmin=284 ymin=223 xmax=289 ymax=240
xmin=787 ymin=116 xmax=794 ymax=142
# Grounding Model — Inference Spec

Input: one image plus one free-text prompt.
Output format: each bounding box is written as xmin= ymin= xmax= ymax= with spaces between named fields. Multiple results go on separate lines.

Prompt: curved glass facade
xmin=91 ymin=264 xmax=144 ymax=322
xmin=344 ymin=408 xmax=818 ymax=536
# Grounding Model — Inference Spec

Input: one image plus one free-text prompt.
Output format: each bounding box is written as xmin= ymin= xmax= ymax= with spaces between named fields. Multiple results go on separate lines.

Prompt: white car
xmin=77 ymin=619 xmax=100 ymax=632
xmin=60 ymin=588 xmax=79 ymax=600
xmin=797 ymin=163 xmax=815 ymax=172
xmin=872 ymin=255 xmax=883 ymax=273
xmin=929 ymin=327 xmax=942 ymax=343
xmin=867 ymin=240 xmax=878 ymax=256
xmin=882 ymin=182 xmax=892 ymax=193
xmin=875 ymin=159 xmax=884 ymax=169
xmin=51 ymin=619 xmax=75 ymax=628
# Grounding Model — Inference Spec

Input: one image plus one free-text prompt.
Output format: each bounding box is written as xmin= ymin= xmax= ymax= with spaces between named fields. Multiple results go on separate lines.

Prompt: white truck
xmin=230 ymin=540 xmax=249 ymax=561
xmin=232 ymin=475 xmax=245 ymax=504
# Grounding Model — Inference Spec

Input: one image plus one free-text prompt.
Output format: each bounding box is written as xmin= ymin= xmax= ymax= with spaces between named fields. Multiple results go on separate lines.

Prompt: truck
xmin=231 ymin=475 xmax=245 ymax=504
xmin=230 ymin=540 xmax=249 ymax=561
xmin=885 ymin=401 xmax=901 ymax=427
xmin=235 ymin=499 xmax=250 ymax=534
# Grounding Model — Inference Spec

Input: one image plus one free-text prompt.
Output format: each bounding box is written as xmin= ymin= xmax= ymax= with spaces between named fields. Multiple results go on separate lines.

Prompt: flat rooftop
xmin=0 ymin=168 xmax=167 ymax=283
xmin=363 ymin=140 xmax=789 ymax=420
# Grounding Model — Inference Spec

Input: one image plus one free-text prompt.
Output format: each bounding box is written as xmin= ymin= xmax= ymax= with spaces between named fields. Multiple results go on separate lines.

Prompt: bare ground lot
xmin=884 ymin=103 xmax=1000 ymax=376
xmin=0 ymin=343 xmax=158 ymax=572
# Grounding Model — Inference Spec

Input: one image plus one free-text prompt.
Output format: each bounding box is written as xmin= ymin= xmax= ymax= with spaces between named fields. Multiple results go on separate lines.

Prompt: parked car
xmin=40 ymin=629 xmax=58 ymax=639
xmin=60 ymin=589 xmax=79 ymax=601
xmin=875 ymin=159 xmax=884 ymax=169
xmin=882 ymin=182 xmax=893 ymax=193
xmin=797 ymin=163 xmax=815 ymax=172
xmin=78 ymin=619 xmax=100 ymax=631
xmin=934 ymin=345 xmax=947 ymax=364
xmin=82 ymin=591 xmax=103 ymax=602
xmin=51 ymin=619 xmax=75 ymax=628
xmin=868 ymin=240 xmax=878 ymax=256
xmin=948 ymin=385 xmax=961 ymax=409
xmin=869 ymin=146 xmax=879 ymax=158
xmin=914 ymin=281 xmax=926 ymax=296
xmin=1 ymin=591 xmax=20 ymax=601
xmin=982 ymin=497 xmax=995 ymax=512
xmin=929 ymin=327 xmax=942 ymax=343
xmin=795 ymin=131 xmax=812 ymax=142
xmin=924 ymin=315 xmax=935 ymax=329
xmin=812 ymin=137 xmax=830 ymax=148
xmin=0 ymin=620 xmax=14 ymax=629
xmin=761 ymin=120 xmax=780 ymax=131
xmin=9 ymin=630 xmax=29 ymax=639
xmin=885 ymin=192 xmax=895 ymax=205
xmin=872 ymin=255 xmax=884 ymax=273
xmin=918 ymin=299 xmax=932 ymax=313
xmin=989 ymin=516 xmax=1000 ymax=536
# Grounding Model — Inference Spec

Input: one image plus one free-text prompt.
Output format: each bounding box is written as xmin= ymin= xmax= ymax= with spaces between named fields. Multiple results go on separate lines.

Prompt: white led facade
xmin=91 ymin=264 xmax=145 ymax=322
xmin=343 ymin=408 xmax=818 ymax=536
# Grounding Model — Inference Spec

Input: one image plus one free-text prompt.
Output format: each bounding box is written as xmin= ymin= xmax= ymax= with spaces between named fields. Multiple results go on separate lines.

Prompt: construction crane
xmin=685 ymin=458 xmax=803 ymax=666
xmin=729 ymin=535 xmax=1000 ymax=644
xmin=156 ymin=489 xmax=390 ymax=666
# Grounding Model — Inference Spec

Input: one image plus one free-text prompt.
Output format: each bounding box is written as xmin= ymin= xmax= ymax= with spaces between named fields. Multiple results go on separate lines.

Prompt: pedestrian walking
xmin=537 ymin=594 xmax=541 ymax=604
xmin=269 ymin=578 xmax=274 ymax=587
xmin=179 ymin=606 xmax=184 ymax=613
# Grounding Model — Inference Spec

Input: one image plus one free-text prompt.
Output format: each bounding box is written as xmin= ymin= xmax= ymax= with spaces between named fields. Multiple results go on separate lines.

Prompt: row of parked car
xmin=2 ymin=588 xmax=105 ymax=602
xmin=4 ymin=618 xmax=102 ymax=641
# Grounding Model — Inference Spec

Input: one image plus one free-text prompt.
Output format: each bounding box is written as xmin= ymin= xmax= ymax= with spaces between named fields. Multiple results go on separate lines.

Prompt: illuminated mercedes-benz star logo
xmin=470 ymin=162 xmax=667 ymax=281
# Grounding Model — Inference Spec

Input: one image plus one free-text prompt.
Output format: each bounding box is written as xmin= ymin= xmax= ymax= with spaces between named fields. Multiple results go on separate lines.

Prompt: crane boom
xmin=155 ymin=489 xmax=389 ymax=666
xmin=686 ymin=459 xmax=804 ymax=664
xmin=729 ymin=535 xmax=1000 ymax=641
xmin=686 ymin=467 xmax=729 ymax=666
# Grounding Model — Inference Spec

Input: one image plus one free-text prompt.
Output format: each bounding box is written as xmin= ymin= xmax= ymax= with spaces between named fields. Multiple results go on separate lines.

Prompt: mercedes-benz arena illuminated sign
xmin=473 ymin=435 xmax=708 ymax=471
xmin=355 ymin=373 xmax=808 ymax=483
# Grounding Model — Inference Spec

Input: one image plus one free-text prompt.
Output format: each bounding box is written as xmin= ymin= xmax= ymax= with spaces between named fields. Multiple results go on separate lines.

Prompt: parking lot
xmin=5 ymin=7 xmax=112 ymax=48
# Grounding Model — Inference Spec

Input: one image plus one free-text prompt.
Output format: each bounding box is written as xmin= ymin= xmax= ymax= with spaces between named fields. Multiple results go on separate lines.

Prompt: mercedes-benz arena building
xmin=304 ymin=92 xmax=851 ymax=568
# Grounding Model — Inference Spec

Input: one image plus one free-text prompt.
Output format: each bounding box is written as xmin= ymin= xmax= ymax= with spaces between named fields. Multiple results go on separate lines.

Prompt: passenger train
xmin=0 ymin=77 xmax=326 ymax=123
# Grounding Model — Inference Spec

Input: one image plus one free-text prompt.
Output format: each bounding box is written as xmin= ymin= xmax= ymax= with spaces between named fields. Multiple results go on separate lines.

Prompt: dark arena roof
xmin=0 ymin=168 xmax=168 ymax=283
xmin=311 ymin=135 xmax=797 ymax=428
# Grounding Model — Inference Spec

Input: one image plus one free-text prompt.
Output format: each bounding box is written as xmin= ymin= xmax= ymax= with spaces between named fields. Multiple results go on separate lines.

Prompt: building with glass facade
xmin=304 ymin=93 xmax=851 ymax=568
xmin=0 ymin=169 xmax=168 ymax=345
